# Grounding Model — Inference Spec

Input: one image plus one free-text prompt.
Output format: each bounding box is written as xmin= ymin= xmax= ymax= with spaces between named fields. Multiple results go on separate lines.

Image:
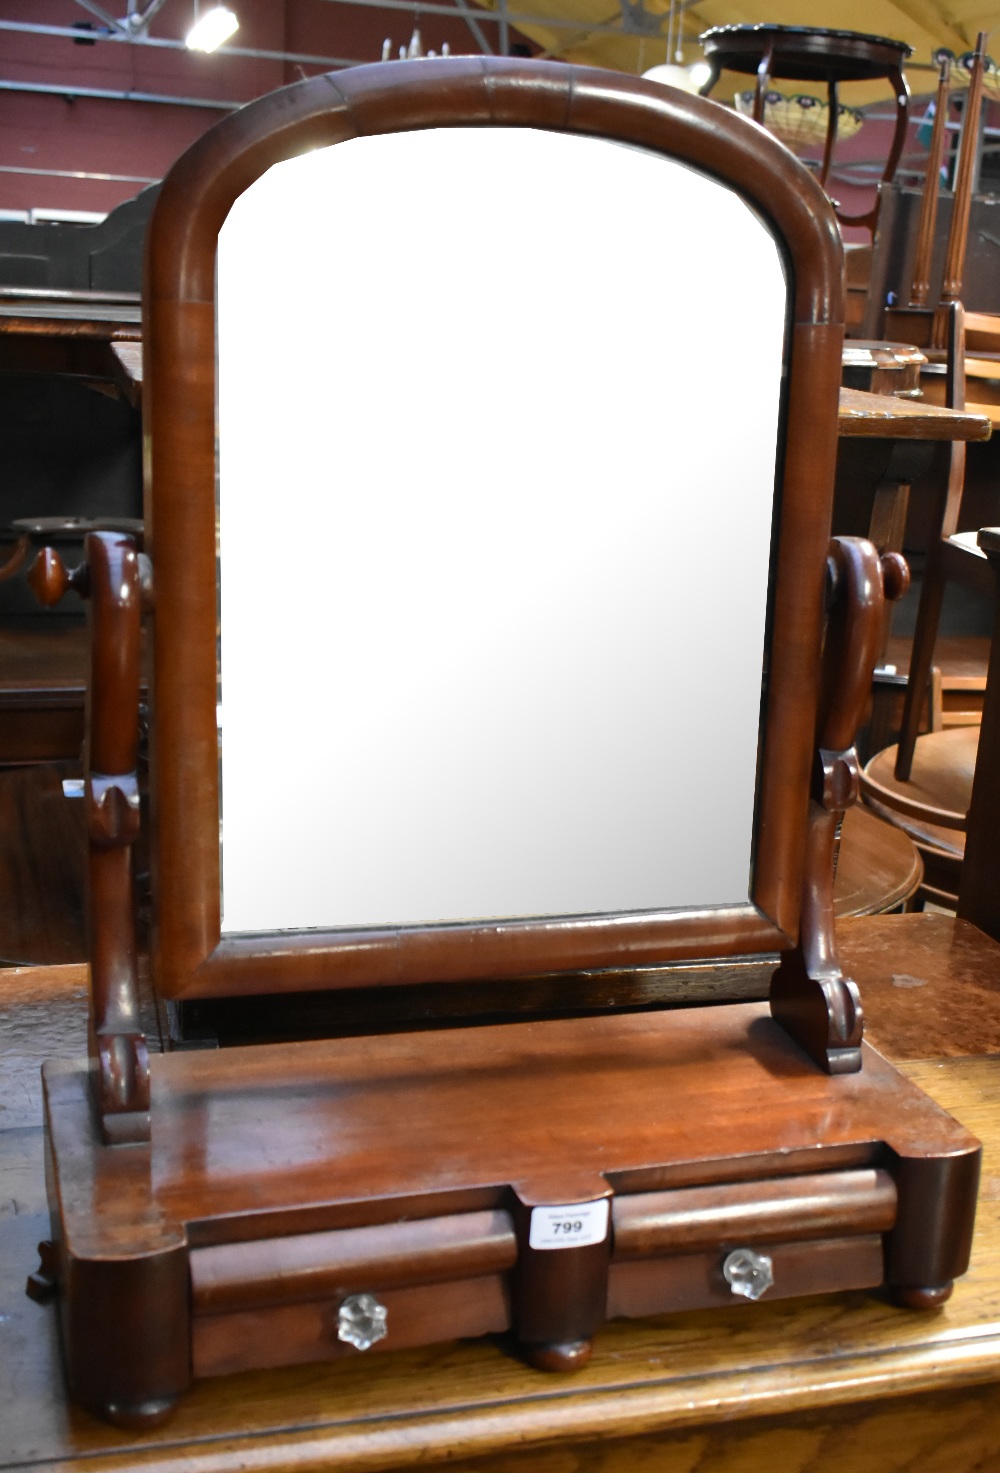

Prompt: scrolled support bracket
xmin=771 ymin=538 xmax=909 ymax=1074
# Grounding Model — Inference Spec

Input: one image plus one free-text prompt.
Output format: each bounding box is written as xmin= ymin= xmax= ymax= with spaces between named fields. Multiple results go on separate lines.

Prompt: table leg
xmin=753 ymin=44 xmax=773 ymax=122
xmin=820 ymin=79 xmax=839 ymax=188
xmin=837 ymin=65 xmax=909 ymax=233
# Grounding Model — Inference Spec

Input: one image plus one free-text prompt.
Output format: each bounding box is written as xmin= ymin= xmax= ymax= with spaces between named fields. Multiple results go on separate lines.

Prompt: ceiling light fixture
xmin=186 ymin=5 xmax=239 ymax=52
xmin=642 ymin=60 xmax=713 ymax=95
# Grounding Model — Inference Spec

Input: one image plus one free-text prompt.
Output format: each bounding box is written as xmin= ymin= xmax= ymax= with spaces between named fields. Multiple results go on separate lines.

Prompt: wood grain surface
xmin=109 ymin=341 xmax=142 ymax=408
xmin=43 ymin=1003 xmax=977 ymax=1243
xmin=0 ymin=765 xmax=85 ymax=965
xmin=862 ymin=728 xmax=977 ymax=869
xmin=5 ymin=918 xmax=1000 ymax=1472
xmin=0 ymin=626 xmax=86 ymax=764
xmin=833 ymin=807 xmax=921 ymax=916
xmin=0 ymin=284 xmax=141 ymax=386
xmin=837 ymin=388 xmax=993 ymax=440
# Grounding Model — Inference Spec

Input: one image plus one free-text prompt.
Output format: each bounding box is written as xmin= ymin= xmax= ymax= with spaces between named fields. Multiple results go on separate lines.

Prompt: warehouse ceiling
xmin=2 ymin=0 xmax=999 ymax=102
xmin=510 ymin=1 xmax=998 ymax=97
xmin=2 ymin=0 xmax=994 ymax=216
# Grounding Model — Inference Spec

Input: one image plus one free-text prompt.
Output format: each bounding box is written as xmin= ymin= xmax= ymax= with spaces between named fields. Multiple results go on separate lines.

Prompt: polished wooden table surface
xmin=0 ymin=287 xmax=141 ymax=333
xmin=104 ymin=342 xmax=999 ymax=444
xmin=837 ymin=387 xmax=992 ymax=441
xmin=3 ymin=912 xmax=1000 ymax=1473
xmin=0 ymin=290 xmax=991 ymax=443
xmin=0 ymin=288 xmax=141 ymax=379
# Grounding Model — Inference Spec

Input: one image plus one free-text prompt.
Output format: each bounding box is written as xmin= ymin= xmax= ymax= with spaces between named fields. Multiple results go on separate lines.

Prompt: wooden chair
xmin=856 ymin=75 xmax=993 ymax=899
xmin=864 ymin=524 xmax=1000 ymax=906
xmin=955 ymin=528 xmax=1000 ymax=936
xmin=24 ymin=59 xmax=980 ymax=1428
xmin=877 ymin=36 xmax=997 ymax=785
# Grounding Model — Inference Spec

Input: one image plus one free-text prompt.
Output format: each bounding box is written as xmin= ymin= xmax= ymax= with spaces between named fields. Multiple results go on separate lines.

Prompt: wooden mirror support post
xmin=28 ymin=531 xmax=152 ymax=1144
xmin=23 ymin=60 xmax=982 ymax=1430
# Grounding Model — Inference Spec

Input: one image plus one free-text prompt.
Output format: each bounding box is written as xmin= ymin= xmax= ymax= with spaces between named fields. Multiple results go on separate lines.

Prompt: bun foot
xmin=523 ymin=1338 xmax=593 ymax=1373
xmin=98 ymin=1397 xmax=179 ymax=1430
xmin=890 ymin=1282 xmax=954 ymax=1311
xmin=25 ymin=1240 xmax=58 ymax=1303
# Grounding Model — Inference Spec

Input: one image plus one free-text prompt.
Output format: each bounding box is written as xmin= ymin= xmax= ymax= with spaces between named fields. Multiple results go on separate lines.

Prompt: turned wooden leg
xmin=886 ymin=1153 xmax=979 ymax=1306
xmin=523 ymin=1339 xmax=594 ymax=1373
xmin=98 ymin=1396 xmax=180 ymax=1430
xmin=25 ymin=1240 xmax=58 ymax=1303
xmin=62 ymin=1239 xmax=190 ymax=1427
xmin=896 ymin=548 xmax=947 ymax=781
xmin=890 ymin=1282 xmax=954 ymax=1311
xmin=511 ymin=1181 xmax=611 ymax=1371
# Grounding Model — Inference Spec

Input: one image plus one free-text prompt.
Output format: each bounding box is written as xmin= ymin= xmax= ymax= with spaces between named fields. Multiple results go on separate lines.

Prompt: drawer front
xmin=190 ymin=1208 xmax=517 ymax=1377
xmin=611 ymin=1168 xmax=897 ymax=1258
xmin=607 ymin=1234 xmax=885 ymax=1319
xmin=193 ymin=1273 xmax=511 ymax=1377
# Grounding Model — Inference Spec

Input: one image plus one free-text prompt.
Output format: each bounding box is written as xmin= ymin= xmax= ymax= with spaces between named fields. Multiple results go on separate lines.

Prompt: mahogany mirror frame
xmin=143 ymin=57 xmax=845 ymax=1004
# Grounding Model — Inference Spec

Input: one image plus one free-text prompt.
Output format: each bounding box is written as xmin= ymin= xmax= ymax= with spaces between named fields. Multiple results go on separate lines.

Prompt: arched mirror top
xmin=145 ymin=59 xmax=842 ymax=326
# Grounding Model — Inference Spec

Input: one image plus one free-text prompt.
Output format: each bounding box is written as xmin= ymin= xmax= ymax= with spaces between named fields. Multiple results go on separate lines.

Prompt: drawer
xmin=608 ymin=1234 xmax=886 ymax=1318
xmin=608 ymin=1167 xmax=896 ymax=1318
xmin=193 ymin=1273 xmax=511 ymax=1377
xmin=190 ymin=1206 xmax=516 ymax=1378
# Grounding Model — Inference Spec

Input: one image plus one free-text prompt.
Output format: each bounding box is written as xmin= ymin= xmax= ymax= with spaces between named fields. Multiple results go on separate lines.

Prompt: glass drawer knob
xmin=337 ymin=1292 xmax=388 ymax=1350
xmin=722 ymin=1248 xmax=774 ymax=1301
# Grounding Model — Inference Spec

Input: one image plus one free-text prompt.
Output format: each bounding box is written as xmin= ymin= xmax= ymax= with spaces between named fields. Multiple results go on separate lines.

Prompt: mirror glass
xmin=216 ymin=126 xmax=787 ymax=935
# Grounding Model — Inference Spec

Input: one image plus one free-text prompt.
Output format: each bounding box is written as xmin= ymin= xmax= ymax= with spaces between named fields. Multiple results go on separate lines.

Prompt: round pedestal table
xmin=699 ymin=25 xmax=912 ymax=235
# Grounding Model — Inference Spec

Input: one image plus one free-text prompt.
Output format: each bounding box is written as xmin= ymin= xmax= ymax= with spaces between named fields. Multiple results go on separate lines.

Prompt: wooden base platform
xmin=43 ymin=999 xmax=980 ymax=1426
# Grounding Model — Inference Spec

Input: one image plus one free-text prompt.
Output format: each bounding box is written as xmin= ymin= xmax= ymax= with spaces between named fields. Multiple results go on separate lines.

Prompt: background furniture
xmin=0 ymin=190 xmax=151 ymax=763
xmin=835 ymin=385 xmax=990 ymax=764
xmin=883 ymin=40 xmax=1000 ymax=787
xmin=698 ymin=24 xmax=911 ymax=235
xmin=954 ymin=526 xmax=1000 ymax=939
xmin=863 ymin=524 xmax=1000 ymax=908
xmin=862 ymin=723 xmax=971 ymax=905
xmin=0 ymin=186 xmax=157 ymax=293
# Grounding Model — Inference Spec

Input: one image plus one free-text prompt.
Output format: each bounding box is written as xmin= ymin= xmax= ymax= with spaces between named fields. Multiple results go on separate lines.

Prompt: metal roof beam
xmin=496 ymin=0 xmax=510 ymax=54
xmin=72 ymin=0 xmax=129 ymax=37
xmin=446 ymin=0 xmax=495 ymax=55
xmin=0 ymin=162 xmax=159 ymax=183
xmin=0 ymin=18 xmax=359 ymax=69
xmin=123 ymin=0 xmax=171 ymax=35
xmin=315 ymin=0 xmax=657 ymax=40
xmin=0 ymin=78 xmax=242 ymax=109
